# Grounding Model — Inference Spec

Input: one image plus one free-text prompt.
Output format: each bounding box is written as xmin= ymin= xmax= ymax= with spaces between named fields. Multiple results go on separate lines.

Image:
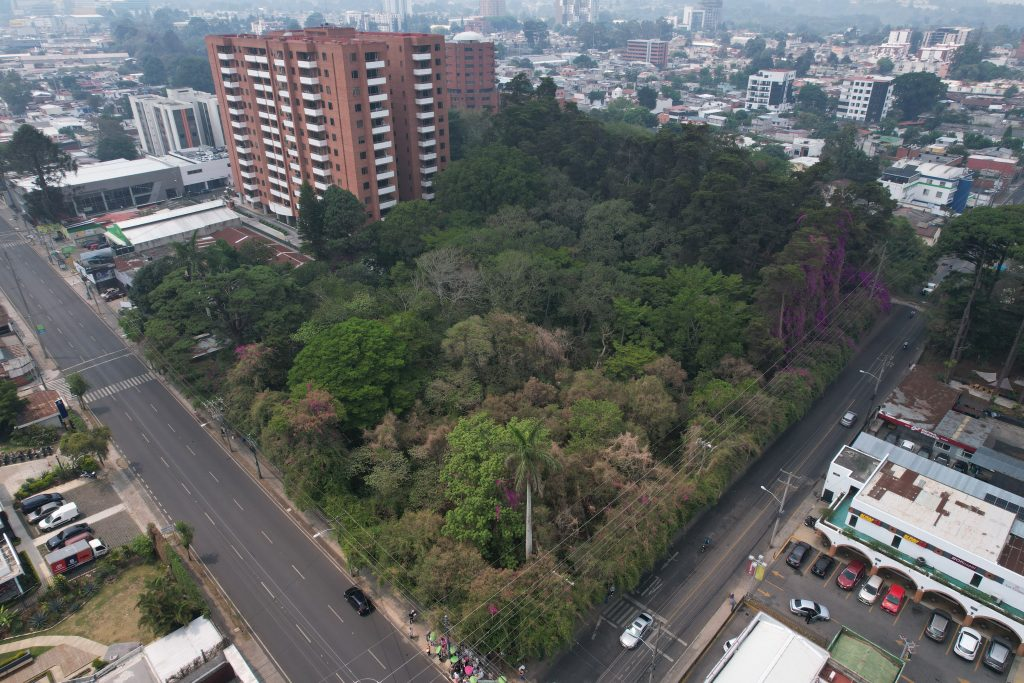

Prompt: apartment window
xmin=357 ymin=120 xmax=363 ymax=128
xmin=435 ymin=58 xmax=441 ymax=65
xmin=360 ymin=151 xmax=367 ymax=159
xmin=330 ymin=118 xmax=335 ymax=125
xmin=436 ymin=73 xmax=441 ymax=80
xmin=437 ymin=87 xmax=442 ymax=94
xmin=328 ymin=102 xmax=333 ymax=110
xmin=352 ymin=88 xmax=361 ymax=97
xmin=352 ymin=53 xmax=357 ymax=61
xmin=970 ymin=574 xmax=983 ymax=588
xmin=891 ymin=536 xmax=901 ymax=549
xmin=358 ymin=136 xmax=365 ymax=144
xmin=321 ymin=52 xmax=327 ymax=60
xmin=363 ymin=181 xmax=370 ymax=189
xmin=352 ymin=70 xmax=359 ymax=79
xmin=336 ymin=164 xmax=340 ymax=170
xmin=434 ymin=43 xmax=440 ymax=50
xmin=362 ymin=167 xmax=369 ymax=175
xmin=332 ymin=134 xmax=337 ymax=141
xmin=324 ymin=70 xmax=329 ymax=77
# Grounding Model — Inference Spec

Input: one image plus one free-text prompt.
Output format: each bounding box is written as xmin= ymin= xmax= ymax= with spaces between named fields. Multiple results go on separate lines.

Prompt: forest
xmin=122 ymin=95 xmax=932 ymax=662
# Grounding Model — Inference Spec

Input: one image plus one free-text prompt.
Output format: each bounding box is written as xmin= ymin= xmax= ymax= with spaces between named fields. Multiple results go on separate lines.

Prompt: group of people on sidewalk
xmin=425 ymin=632 xmax=514 ymax=682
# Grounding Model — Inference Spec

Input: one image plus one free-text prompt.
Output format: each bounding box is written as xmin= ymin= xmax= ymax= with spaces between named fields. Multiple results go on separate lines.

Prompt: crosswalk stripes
xmin=49 ymin=376 xmax=70 ymax=399
xmin=0 ymin=236 xmax=28 ymax=249
xmin=82 ymin=372 xmax=156 ymax=402
xmin=602 ymin=600 xmax=637 ymax=627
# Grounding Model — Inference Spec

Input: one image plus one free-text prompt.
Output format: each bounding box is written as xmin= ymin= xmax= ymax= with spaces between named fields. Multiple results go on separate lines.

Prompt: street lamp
xmin=859 ymin=369 xmax=882 ymax=398
xmin=760 ymin=485 xmax=785 ymax=549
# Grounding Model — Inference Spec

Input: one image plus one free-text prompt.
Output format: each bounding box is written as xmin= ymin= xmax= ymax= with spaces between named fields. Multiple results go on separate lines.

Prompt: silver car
xmin=840 ymin=411 xmax=857 ymax=427
xmin=789 ymin=599 xmax=830 ymax=622
xmin=953 ymin=626 xmax=982 ymax=661
xmin=619 ymin=612 xmax=654 ymax=649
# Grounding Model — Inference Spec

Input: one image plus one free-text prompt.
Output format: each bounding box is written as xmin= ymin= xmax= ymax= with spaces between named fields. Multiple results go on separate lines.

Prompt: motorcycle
xmin=804 ymin=515 xmax=818 ymax=528
xmin=699 ymin=536 xmax=713 ymax=553
xmin=902 ymin=341 xmax=909 ymax=350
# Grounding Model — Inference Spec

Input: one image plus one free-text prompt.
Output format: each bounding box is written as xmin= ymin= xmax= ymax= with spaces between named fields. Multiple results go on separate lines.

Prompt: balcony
xmin=422 ymin=192 xmax=435 ymax=200
xmin=310 ymin=151 xmax=330 ymax=163
xmin=303 ymin=107 xmax=324 ymax=118
xmin=297 ymin=60 xmax=317 ymax=69
xmin=293 ymin=188 xmax=302 ymax=198
xmin=415 ymin=96 xmax=434 ymax=106
xmin=373 ymin=140 xmax=393 ymax=151
xmin=290 ymin=162 xmax=301 ymax=172
xmin=419 ymin=138 xmax=436 ymax=148
xmin=314 ymin=180 xmax=330 ymax=191
xmin=269 ymin=201 xmax=291 ymax=216
xmin=377 ymin=170 xmax=395 ymax=181
xmin=244 ymin=54 xmax=269 ymax=65
xmin=414 ymin=82 xmax=433 ymax=91
xmin=253 ymin=83 xmax=274 ymax=93
xmin=301 ymin=91 xmax=322 ymax=102
xmin=413 ymin=67 xmax=431 ymax=76
xmin=368 ymin=93 xmax=388 ymax=103
xmin=233 ymin=134 xmax=250 ymax=144
xmin=237 ymin=156 xmax=254 ymax=166
xmin=299 ymin=76 xmax=320 ymax=86
xmin=220 ymin=67 xmax=237 ymax=76
xmin=367 ymin=77 xmax=386 ymax=87
xmin=225 ymin=94 xmax=243 ymax=103
xmin=412 ymin=52 xmax=431 ymax=61
xmin=223 ymin=80 xmax=240 ymax=90
xmin=230 ymin=120 xmax=247 ymax=130
xmin=228 ymin=106 xmax=244 ymax=116
xmin=421 ymin=165 xmax=438 ymax=174
xmin=417 ymin=125 xmax=435 ymax=134
xmin=267 ymin=163 xmax=286 ymax=174
xmin=239 ymin=170 xmax=257 ymax=179
xmin=366 ymin=59 xmax=385 ymax=69
xmin=280 ymin=104 xmax=292 ymax=114
xmin=282 ymin=118 xmax=294 ymax=129
xmin=307 ymin=123 xmax=326 ymax=133
xmin=370 ymin=108 xmax=389 ymax=120
xmin=313 ymin=166 xmax=331 ymax=177
xmin=375 ymin=154 xmax=393 ymax=166
xmin=371 ymin=124 xmax=390 ymax=135
xmin=292 ymin=176 xmax=302 ymax=186
xmin=415 ymin=111 xmax=434 ymax=120
xmin=266 ymin=150 xmax=285 ymax=162
xmin=420 ymin=178 xmax=433 ymax=188
xmin=247 ymin=69 xmax=271 ymax=79
xmin=377 ymin=185 xmax=396 ymax=195
xmin=270 ymin=188 xmax=288 ymax=200
xmin=288 ymin=148 xmax=299 ymax=157
xmin=308 ymin=137 xmax=328 ymax=147
xmin=285 ymin=133 xmax=296 ymax=143
xmin=419 ymin=152 xmax=437 ymax=162
xmin=217 ymin=48 xmax=233 ymax=58
xmin=380 ymin=199 xmax=397 ymax=210
xmin=258 ymin=111 xmax=277 ymax=122
xmin=242 ymin=182 xmax=259 ymax=192
xmin=260 ymin=124 xmax=276 ymax=135
xmin=278 ymin=89 xmax=290 ymax=99
xmin=274 ymin=58 xmax=285 ymax=67
xmin=256 ymin=96 xmax=274 ymax=107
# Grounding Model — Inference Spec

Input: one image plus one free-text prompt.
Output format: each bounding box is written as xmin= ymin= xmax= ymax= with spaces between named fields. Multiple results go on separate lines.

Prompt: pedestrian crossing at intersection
xmin=82 ymin=372 xmax=156 ymax=402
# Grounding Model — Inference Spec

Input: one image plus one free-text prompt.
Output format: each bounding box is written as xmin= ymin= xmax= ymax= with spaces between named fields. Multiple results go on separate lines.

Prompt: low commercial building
xmin=880 ymin=160 xmax=973 ymax=215
xmin=744 ymin=69 xmax=795 ymax=112
xmin=103 ymin=199 xmax=241 ymax=253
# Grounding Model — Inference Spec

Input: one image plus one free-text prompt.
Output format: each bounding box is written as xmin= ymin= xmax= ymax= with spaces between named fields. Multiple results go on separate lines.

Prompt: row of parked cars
xmin=786 ymin=542 xmax=1013 ymax=673
xmin=21 ymin=492 xmax=81 ymax=534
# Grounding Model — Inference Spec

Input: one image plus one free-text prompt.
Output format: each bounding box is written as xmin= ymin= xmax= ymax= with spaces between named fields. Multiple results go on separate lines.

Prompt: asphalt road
xmin=547 ymin=302 xmax=924 ymax=682
xmin=0 ymin=220 xmax=442 ymax=683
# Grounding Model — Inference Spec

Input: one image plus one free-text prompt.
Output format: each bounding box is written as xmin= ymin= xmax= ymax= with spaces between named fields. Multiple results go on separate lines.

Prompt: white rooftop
xmin=14 ymin=156 xmax=173 ymax=190
xmin=916 ymin=162 xmax=969 ymax=180
xmin=707 ymin=612 xmax=829 ymax=682
xmin=107 ymin=200 xmax=239 ymax=248
xmin=144 ymin=617 xmax=223 ymax=681
xmin=857 ymin=460 xmax=1015 ymax=564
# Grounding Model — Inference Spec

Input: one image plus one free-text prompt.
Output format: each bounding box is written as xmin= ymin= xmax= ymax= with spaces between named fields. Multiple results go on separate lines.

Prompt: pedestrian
xmin=729 ymin=593 xmax=736 ymax=610
xmin=518 ymin=663 xmax=527 ymax=680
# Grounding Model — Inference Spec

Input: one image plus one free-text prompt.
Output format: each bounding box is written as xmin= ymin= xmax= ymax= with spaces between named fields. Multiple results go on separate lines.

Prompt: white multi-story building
xmin=837 ymin=76 xmax=895 ymax=123
xmin=875 ymin=29 xmax=913 ymax=59
xmin=880 ymin=160 xmax=973 ymax=214
xmin=679 ymin=6 xmax=705 ymax=31
xmin=816 ymin=433 xmax=1024 ymax=647
xmin=129 ymin=88 xmax=225 ymax=156
xmin=744 ymin=69 xmax=795 ymax=112
xmin=554 ymin=0 xmax=597 ymax=25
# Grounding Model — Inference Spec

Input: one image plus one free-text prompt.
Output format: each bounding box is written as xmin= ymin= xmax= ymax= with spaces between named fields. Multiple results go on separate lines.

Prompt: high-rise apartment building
xmin=680 ymin=6 xmax=705 ymax=31
xmin=445 ymin=32 xmax=498 ymax=112
xmin=205 ymin=27 xmax=449 ymax=222
xmin=383 ymin=0 xmax=412 ymax=17
xmin=922 ymin=27 xmax=971 ymax=49
xmin=875 ymin=29 xmax=913 ymax=59
xmin=479 ymin=0 xmax=505 ymax=16
xmin=555 ymin=0 xmax=597 ymax=26
xmin=625 ymin=39 xmax=668 ymax=68
xmin=699 ymin=0 xmax=721 ymax=33
xmin=129 ymin=88 xmax=226 ymax=156
xmin=837 ymin=76 xmax=895 ymax=124
xmin=744 ymin=69 xmax=795 ymax=112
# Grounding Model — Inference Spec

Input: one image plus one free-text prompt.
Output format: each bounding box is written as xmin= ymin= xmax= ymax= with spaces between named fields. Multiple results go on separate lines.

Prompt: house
xmin=880 ymin=160 xmax=973 ymax=215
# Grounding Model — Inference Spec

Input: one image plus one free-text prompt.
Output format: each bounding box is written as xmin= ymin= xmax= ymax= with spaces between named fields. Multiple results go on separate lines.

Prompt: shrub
xmin=75 ymin=456 xmax=99 ymax=472
xmin=127 ymin=534 xmax=155 ymax=561
xmin=91 ymin=658 xmax=108 ymax=670
xmin=14 ymin=466 xmax=78 ymax=500
xmin=3 ymin=425 xmax=59 ymax=448
xmin=27 ymin=613 xmax=46 ymax=630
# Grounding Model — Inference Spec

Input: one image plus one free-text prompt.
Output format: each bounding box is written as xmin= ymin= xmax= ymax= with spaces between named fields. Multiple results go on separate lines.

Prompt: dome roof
xmin=452 ymin=31 xmax=486 ymax=42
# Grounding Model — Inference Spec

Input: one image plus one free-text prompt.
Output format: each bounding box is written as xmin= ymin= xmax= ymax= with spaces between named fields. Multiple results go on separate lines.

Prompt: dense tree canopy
xmin=893 ymin=72 xmax=947 ymax=119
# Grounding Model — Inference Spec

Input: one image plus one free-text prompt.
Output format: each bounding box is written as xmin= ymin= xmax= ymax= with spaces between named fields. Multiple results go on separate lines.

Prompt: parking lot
xmin=716 ymin=534 xmax=1014 ymax=682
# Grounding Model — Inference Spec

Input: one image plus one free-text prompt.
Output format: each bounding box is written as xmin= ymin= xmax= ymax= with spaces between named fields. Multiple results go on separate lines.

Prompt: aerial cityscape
xmin=0 ymin=0 xmax=1022 ymax=681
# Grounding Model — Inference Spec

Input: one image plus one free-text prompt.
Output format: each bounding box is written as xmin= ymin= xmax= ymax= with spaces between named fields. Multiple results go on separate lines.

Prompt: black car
xmin=924 ymin=609 xmax=952 ymax=643
xmin=45 ymin=523 xmax=92 ymax=551
xmin=20 ymin=492 xmax=64 ymax=515
xmin=345 ymin=586 xmax=372 ymax=615
xmin=811 ymin=555 xmax=834 ymax=578
xmin=983 ymin=638 xmax=1013 ymax=673
xmin=786 ymin=542 xmax=812 ymax=569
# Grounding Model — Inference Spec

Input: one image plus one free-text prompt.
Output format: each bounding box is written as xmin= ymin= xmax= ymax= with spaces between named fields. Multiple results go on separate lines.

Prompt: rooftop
xmin=879 ymin=364 xmax=960 ymax=429
xmin=707 ymin=611 xmax=829 ymax=682
xmin=14 ymin=156 xmax=173 ymax=190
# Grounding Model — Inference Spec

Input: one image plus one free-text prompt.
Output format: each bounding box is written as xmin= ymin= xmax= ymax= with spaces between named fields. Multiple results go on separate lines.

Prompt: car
xmin=20 ymin=492 xmax=64 ymax=515
xmin=344 ymin=586 xmax=372 ymax=616
xmin=836 ymin=560 xmax=866 ymax=590
xmin=924 ymin=609 xmax=952 ymax=642
xmin=922 ymin=282 xmax=937 ymax=295
xmin=840 ymin=411 xmax=857 ymax=427
xmin=619 ymin=612 xmax=654 ymax=649
xmin=953 ymin=626 xmax=982 ymax=661
xmin=880 ymin=584 xmax=906 ymax=614
xmin=789 ymin=599 xmax=830 ymax=622
xmin=45 ymin=523 xmax=93 ymax=551
xmin=26 ymin=501 xmax=61 ymax=524
xmin=983 ymin=637 xmax=1013 ymax=673
xmin=786 ymin=542 xmax=812 ymax=569
xmin=100 ymin=288 xmax=123 ymax=301
xmin=811 ymin=555 xmax=834 ymax=578
xmin=857 ymin=575 xmax=883 ymax=605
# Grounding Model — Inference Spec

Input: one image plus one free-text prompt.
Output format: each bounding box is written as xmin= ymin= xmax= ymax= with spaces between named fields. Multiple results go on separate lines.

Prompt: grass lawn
xmin=50 ymin=563 xmax=162 ymax=645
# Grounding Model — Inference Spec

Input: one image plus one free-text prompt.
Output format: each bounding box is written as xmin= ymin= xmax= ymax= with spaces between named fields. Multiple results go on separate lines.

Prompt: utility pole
xmin=647 ymin=621 xmax=659 ymax=683
xmin=762 ymin=469 xmax=798 ymax=549
xmin=2 ymin=248 xmax=49 ymax=389
xmin=898 ymin=634 xmax=916 ymax=661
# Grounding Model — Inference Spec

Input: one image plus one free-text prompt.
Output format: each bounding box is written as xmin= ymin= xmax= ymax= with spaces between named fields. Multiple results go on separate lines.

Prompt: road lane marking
xmin=204 ymin=512 xmax=215 ymax=525
xmin=159 ymin=455 xmax=168 ymax=467
xmin=260 ymin=530 xmax=273 ymax=544
xmin=328 ymin=604 xmax=344 ymax=623
xmin=368 ymin=650 xmax=386 ymax=669
xmin=167 ymin=424 xmax=175 ymax=433
xmin=89 ymin=335 xmax=96 ymax=342
xmin=295 ymin=623 xmax=311 ymax=644
xmin=181 ymin=482 xmax=190 ymax=496
xmin=209 ymin=471 xmax=218 ymax=483
xmin=141 ymin=432 xmax=150 ymax=444
xmin=261 ymin=581 xmax=274 ymax=599
xmin=231 ymin=544 xmax=243 ymax=560
xmin=150 ymin=403 xmax=157 ymax=412
xmin=186 ymin=445 xmax=196 ymax=455
xmin=292 ymin=564 xmax=305 ymax=580
xmin=234 ymin=499 xmax=244 ymax=511
xmin=126 ymin=413 xmax=134 ymax=422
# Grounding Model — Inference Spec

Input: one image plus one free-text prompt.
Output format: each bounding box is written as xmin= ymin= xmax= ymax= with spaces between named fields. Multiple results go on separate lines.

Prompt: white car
xmin=857 ymin=575 xmax=883 ymax=605
xmin=953 ymin=626 xmax=982 ymax=661
xmin=619 ymin=612 xmax=654 ymax=649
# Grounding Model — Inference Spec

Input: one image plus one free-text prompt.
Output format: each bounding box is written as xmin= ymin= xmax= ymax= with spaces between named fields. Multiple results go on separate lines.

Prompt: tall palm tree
xmin=171 ymin=231 xmax=205 ymax=281
xmin=508 ymin=419 xmax=558 ymax=559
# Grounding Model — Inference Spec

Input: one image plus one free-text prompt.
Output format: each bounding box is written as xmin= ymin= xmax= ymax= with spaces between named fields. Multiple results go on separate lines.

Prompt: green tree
xmin=876 ymin=57 xmax=894 ymax=74
xmin=636 ymin=85 xmax=658 ymax=110
xmin=137 ymin=558 xmax=208 ymax=636
xmin=3 ymin=124 xmax=77 ymax=221
xmin=174 ymin=520 xmax=194 ymax=552
xmin=59 ymin=426 xmax=111 ymax=464
xmin=502 ymin=73 xmax=534 ymax=106
xmin=95 ymin=117 xmax=138 ymax=161
xmin=304 ymin=12 xmax=325 ymax=27
xmin=320 ymin=185 xmax=366 ymax=260
xmin=893 ymin=72 xmax=947 ymax=119
xmin=66 ymin=372 xmax=89 ymax=408
xmin=0 ymin=70 xmax=31 ymax=114
xmin=573 ymin=54 xmax=597 ymax=69
xmin=507 ymin=418 xmax=558 ymax=559
xmin=0 ymin=380 xmax=26 ymax=439
xmin=140 ymin=55 xmax=167 ymax=86
xmin=170 ymin=56 xmax=214 ymax=93
xmin=796 ymin=83 xmax=827 ymax=114
xmin=288 ymin=318 xmax=407 ymax=430
xmin=296 ymin=182 xmax=324 ymax=257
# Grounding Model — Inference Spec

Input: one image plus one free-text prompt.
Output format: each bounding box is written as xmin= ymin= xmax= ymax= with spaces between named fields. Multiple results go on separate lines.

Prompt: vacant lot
xmin=52 ymin=563 xmax=161 ymax=645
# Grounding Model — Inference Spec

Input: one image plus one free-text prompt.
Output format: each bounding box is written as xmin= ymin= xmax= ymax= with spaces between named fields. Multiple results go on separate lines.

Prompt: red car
xmin=880 ymin=584 xmax=906 ymax=615
xmin=836 ymin=560 xmax=866 ymax=590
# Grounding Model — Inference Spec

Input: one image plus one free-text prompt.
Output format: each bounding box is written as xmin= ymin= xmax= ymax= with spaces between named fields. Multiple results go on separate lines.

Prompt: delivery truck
xmin=45 ymin=538 xmax=108 ymax=575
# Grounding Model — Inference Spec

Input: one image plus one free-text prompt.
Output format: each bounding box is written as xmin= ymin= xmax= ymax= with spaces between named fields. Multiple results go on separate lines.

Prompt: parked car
xmin=857 ymin=575 xmax=884 ymax=605
xmin=619 ymin=612 xmax=654 ymax=649
xmin=983 ymin=637 xmax=1013 ymax=673
xmin=786 ymin=542 xmax=812 ymax=569
xmin=811 ymin=555 xmax=834 ymax=578
xmin=880 ymin=584 xmax=906 ymax=615
xmin=20 ymin=492 xmax=64 ymax=516
xmin=789 ymin=599 xmax=830 ymax=622
xmin=836 ymin=560 xmax=866 ymax=590
xmin=924 ymin=609 xmax=952 ymax=642
xmin=840 ymin=411 xmax=857 ymax=427
xmin=953 ymin=626 xmax=982 ymax=661
xmin=38 ymin=503 xmax=80 ymax=532
xmin=100 ymin=288 xmax=123 ymax=301
xmin=44 ymin=522 xmax=92 ymax=550
xmin=26 ymin=501 xmax=62 ymax=524
xmin=344 ymin=586 xmax=372 ymax=616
